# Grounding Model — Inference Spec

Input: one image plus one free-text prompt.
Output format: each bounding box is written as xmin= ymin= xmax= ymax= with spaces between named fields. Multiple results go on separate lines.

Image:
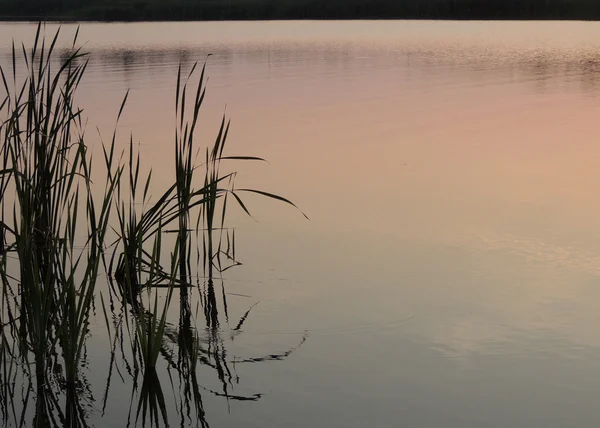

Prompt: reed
xmin=0 ymin=25 xmax=308 ymax=426
xmin=56 ymin=142 xmax=120 ymax=386
xmin=1 ymin=24 xmax=85 ymax=381
xmin=133 ymin=225 xmax=178 ymax=371
xmin=174 ymin=62 xmax=205 ymax=292
xmin=0 ymin=24 xmax=121 ymax=388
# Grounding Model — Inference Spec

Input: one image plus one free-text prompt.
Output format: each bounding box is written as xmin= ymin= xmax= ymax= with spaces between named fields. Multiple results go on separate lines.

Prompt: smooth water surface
xmin=3 ymin=20 xmax=600 ymax=427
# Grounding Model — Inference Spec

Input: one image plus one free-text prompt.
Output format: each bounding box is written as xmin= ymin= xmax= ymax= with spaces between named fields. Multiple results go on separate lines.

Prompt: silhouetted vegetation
xmin=3 ymin=0 xmax=600 ymax=21
xmin=0 ymin=26 xmax=307 ymax=427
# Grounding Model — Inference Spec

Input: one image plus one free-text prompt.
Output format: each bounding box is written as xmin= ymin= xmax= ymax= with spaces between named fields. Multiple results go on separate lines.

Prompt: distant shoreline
xmin=3 ymin=1 xmax=600 ymax=24
xmin=3 ymin=16 xmax=600 ymax=23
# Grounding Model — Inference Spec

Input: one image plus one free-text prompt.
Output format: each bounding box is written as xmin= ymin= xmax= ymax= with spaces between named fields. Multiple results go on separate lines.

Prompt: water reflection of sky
xmin=4 ymin=20 xmax=600 ymax=427
xmin=5 ymin=21 xmax=600 ymax=95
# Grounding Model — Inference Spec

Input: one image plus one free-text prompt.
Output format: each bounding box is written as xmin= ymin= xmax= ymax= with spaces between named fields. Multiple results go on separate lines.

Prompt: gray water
xmin=3 ymin=20 xmax=600 ymax=427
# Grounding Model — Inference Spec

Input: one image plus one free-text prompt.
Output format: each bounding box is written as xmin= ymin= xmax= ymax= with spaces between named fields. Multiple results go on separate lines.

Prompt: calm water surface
xmin=3 ymin=20 xmax=600 ymax=427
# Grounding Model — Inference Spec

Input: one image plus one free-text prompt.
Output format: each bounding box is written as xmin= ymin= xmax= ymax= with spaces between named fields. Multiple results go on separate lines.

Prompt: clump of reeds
xmin=1 ymin=24 xmax=308 ymax=426
xmin=0 ymin=26 xmax=126 ymax=407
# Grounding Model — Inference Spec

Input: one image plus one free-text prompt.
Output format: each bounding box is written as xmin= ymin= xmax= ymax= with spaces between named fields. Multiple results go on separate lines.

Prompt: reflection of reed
xmin=101 ymin=268 xmax=308 ymax=424
xmin=65 ymin=384 xmax=92 ymax=428
xmin=0 ymin=369 xmax=94 ymax=428
xmin=232 ymin=334 xmax=308 ymax=364
xmin=203 ymin=278 xmax=220 ymax=329
xmin=134 ymin=370 xmax=169 ymax=428
xmin=0 ymin=331 xmax=15 ymax=426
xmin=177 ymin=302 xmax=210 ymax=428
xmin=3 ymin=269 xmax=307 ymax=427
xmin=33 ymin=382 xmax=62 ymax=428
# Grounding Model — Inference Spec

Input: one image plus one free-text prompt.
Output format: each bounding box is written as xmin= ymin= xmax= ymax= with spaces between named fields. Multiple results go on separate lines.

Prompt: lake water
xmin=3 ymin=20 xmax=600 ymax=427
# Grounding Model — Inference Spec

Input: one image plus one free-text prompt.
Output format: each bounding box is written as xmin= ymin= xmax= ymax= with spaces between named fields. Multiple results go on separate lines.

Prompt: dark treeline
xmin=2 ymin=0 xmax=600 ymax=21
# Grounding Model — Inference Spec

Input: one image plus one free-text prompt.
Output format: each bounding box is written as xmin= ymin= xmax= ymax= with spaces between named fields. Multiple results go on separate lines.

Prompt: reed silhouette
xmin=0 ymin=25 xmax=307 ymax=427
